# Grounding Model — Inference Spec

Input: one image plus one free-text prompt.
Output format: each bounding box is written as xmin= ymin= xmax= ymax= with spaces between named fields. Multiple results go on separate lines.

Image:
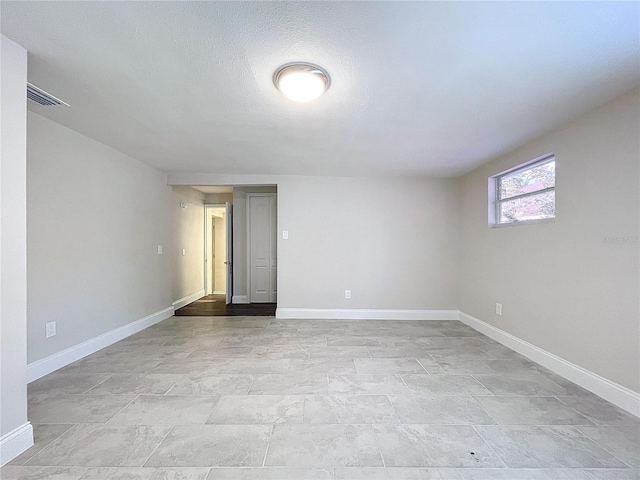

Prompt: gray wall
xmin=277 ymin=176 xmax=459 ymax=309
xmin=1 ymin=35 xmax=30 ymax=444
xmin=458 ymin=87 xmax=640 ymax=392
xmin=205 ymin=192 xmax=233 ymax=204
xmin=26 ymin=113 xmax=203 ymax=364
xmin=187 ymin=176 xmax=459 ymax=310
xmin=171 ymin=186 xmax=205 ymax=302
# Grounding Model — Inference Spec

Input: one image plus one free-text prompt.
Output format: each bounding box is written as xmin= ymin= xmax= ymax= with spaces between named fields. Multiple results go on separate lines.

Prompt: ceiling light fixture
xmin=273 ymin=63 xmax=330 ymax=102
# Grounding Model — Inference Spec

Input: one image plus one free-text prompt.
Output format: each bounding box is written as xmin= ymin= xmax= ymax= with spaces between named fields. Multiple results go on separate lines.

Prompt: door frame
xmin=203 ymin=204 xmax=227 ymax=297
xmin=246 ymin=193 xmax=277 ymax=304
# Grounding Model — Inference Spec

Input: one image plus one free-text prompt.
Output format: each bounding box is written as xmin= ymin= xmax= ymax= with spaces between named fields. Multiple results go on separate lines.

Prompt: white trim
xmin=0 ymin=422 xmax=33 ymax=466
xmin=276 ymin=308 xmax=459 ymax=320
xmin=491 ymin=217 xmax=555 ymax=229
xmin=232 ymin=295 xmax=248 ymax=304
xmin=213 ymin=290 xmax=226 ymax=295
xmin=459 ymin=311 xmax=640 ymax=418
xmin=172 ymin=290 xmax=205 ymax=310
xmin=492 ymin=151 xmax=555 ymax=178
xmin=489 ymin=152 xmax=555 ymax=227
xmin=27 ymin=307 xmax=173 ymax=383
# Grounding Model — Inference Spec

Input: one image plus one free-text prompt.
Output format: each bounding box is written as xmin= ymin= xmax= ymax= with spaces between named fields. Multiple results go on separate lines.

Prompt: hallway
xmin=175 ymin=295 xmax=276 ymax=317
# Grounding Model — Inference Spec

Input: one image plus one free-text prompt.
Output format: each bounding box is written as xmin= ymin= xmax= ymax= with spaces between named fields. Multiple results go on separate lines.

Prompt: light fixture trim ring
xmin=273 ymin=62 xmax=331 ymax=100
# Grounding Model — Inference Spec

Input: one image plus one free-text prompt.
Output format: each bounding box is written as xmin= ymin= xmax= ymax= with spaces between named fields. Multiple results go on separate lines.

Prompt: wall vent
xmin=26 ymin=83 xmax=69 ymax=107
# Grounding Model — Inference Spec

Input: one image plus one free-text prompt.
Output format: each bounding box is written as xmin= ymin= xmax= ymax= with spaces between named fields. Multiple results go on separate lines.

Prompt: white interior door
xmin=248 ymin=194 xmax=277 ymax=303
xmin=225 ymin=202 xmax=233 ymax=305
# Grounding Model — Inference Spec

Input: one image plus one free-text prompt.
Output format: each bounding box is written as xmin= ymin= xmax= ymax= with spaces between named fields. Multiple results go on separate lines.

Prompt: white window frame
xmin=489 ymin=153 xmax=555 ymax=227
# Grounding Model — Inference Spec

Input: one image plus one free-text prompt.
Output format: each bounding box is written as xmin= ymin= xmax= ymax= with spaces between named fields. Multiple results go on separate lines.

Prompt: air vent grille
xmin=26 ymin=83 xmax=69 ymax=107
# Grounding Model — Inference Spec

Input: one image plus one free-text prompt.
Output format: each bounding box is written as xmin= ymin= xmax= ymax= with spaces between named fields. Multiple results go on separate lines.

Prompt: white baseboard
xmin=27 ymin=306 xmax=174 ymax=383
xmin=0 ymin=422 xmax=33 ymax=466
xmin=232 ymin=295 xmax=248 ymax=304
xmin=213 ymin=290 xmax=226 ymax=295
xmin=459 ymin=311 xmax=640 ymax=418
xmin=172 ymin=290 xmax=205 ymax=310
xmin=276 ymin=308 xmax=459 ymax=320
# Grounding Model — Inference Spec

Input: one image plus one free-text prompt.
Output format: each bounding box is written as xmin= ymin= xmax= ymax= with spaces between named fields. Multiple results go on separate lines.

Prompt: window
xmin=490 ymin=154 xmax=555 ymax=226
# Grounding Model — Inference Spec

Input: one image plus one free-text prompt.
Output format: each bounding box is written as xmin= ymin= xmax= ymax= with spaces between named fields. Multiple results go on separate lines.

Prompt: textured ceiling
xmin=2 ymin=2 xmax=639 ymax=177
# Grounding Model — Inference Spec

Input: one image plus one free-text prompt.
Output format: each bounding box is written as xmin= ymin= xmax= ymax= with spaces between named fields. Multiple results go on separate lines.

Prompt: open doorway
xmin=173 ymin=184 xmax=278 ymax=316
xmin=177 ymin=198 xmax=274 ymax=316
xmin=204 ymin=203 xmax=232 ymax=304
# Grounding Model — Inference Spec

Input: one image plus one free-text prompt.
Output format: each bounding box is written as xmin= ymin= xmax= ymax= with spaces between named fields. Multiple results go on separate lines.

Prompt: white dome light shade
xmin=274 ymin=63 xmax=330 ymax=102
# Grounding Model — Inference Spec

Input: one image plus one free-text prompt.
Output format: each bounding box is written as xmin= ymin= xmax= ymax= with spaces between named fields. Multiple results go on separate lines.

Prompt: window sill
xmin=490 ymin=218 xmax=555 ymax=229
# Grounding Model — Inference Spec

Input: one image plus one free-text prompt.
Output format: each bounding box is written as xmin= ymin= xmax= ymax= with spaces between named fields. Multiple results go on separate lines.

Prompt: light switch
xmin=283 ymin=230 xmax=289 ymax=240
xmin=157 ymin=245 xmax=163 ymax=255
xmin=182 ymin=248 xmax=186 ymax=256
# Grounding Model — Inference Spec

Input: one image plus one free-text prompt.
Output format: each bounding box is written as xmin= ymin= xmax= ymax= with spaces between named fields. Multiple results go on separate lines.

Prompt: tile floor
xmin=3 ymin=317 xmax=639 ymax=479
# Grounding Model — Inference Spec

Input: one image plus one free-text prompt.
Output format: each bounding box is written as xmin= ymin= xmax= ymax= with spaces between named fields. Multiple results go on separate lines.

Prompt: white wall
xmin=171 ymin=186 xmax=205 ymax=303
xmin=458 ymin=88 xmax=640 ymax=393
xmin=0 ymin=34 xmax=32 ymax=462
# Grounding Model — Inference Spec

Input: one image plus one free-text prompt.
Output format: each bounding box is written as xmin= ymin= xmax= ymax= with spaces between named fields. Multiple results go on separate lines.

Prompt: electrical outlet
xmin=46 ymin=322 xmax=56 ymax=338
xmin=345 ymin=289 xmax=351 ymax=299
xmin=496 ymin=303 xmax=503 ymax=316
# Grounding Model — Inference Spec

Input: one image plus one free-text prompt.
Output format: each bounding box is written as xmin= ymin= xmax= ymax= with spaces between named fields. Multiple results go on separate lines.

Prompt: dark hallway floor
xmin=174 ymin=294 xmax=276 ymax=316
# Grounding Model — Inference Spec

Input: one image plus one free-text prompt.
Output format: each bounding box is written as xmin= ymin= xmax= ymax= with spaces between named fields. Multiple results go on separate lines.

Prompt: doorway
xmin=188 ymin=185 xmax=278 ymax=312
xmin=204 ymin=203 xmax=232 ymax=304
xmin=174 ymin=297 xmax=276 ymax=316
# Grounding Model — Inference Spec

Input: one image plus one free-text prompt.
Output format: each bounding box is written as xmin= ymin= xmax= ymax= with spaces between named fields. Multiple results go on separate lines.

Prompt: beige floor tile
xmin=0 ymin=466 xmax=87 ymax=480
xmin=206 ymin=395 xmax=304 ymax=424
xmin=26 ymin=424 xmax=171 ymax=467
xmin=78 ymin=467 xmax=209 ymax=479
xmin=86 ymin=374 xmax=181 ymax=395
xmin=145 ymin=425 xmax=270 ymax=467
xmin=167 ymin=374 xmax=254 ymax=395
xmin=109 ymin=395 xmax=219 ymax=425
xmin=28 ymin=394 xmax=136 ymax=424
xmin=206 ymin=468 xmax=333 ymax=479
xmin=328 ymin=375 xmax=408 ymax=395
xmin=265 ymin=424 xmax=383 ymax=467
xmin=28 ymin=373 xmax=111 ymax=395
xmin=303 ymin=395 xmax=398 ymax=424
xmin=249 ymin=374 xmax=328 ymax=394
